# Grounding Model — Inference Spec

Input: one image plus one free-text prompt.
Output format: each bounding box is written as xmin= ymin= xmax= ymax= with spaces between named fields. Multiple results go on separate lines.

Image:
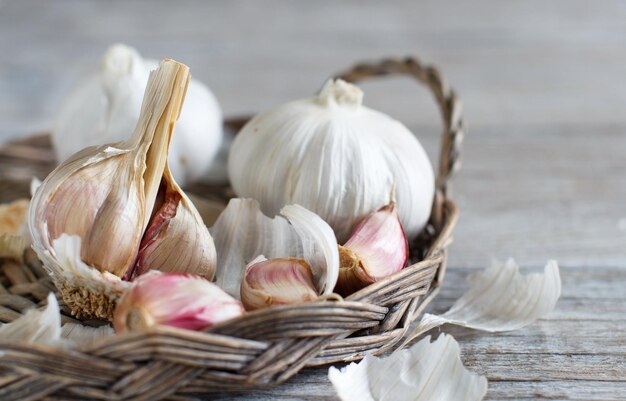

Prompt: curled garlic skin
xmin=240 ymin=256 xmax=318 ymax=310
xmin=114 ymin=271 xmax=243 ymax=332
xmin=335 ymin=201 xmax=409 ymax=296
xmin=53 ymin=43 xmax=223 ymax=186
xmin=228 ymin=79 xmax=434 ymax=243
xmin=30 ymin=59 xmax=217 ymax=319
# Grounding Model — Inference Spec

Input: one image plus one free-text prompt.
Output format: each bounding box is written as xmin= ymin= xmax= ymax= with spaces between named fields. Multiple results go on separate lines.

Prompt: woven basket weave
xmin=0 ymin=57 xmax=463 ymax=400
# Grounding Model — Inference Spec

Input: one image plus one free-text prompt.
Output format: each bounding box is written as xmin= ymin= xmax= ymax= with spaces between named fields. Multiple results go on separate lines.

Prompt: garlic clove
xmin=335 ymin=201 xmax=408 ymax=296
xmin=240 ymin=256 xmax=318 ymax=310
xmin=29 ymin=59 xmax=217 ymax=319
xmin=129 ymin=167 xmax=217 ymax=280
xmin=113 ymin=270 xmax=243 ymax=332
xmin=210 ymin=199 xmax=339 ymax=299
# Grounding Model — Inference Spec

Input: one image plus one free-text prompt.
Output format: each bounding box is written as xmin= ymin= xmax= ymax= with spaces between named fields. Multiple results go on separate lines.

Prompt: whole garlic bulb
xmin=53 ymin=43 xmax=223 ymax=186
xmin=228 ymin=79 xmax=434 ymax=242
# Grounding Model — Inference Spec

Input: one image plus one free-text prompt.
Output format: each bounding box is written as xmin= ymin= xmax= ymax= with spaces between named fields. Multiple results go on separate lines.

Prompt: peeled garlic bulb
xmin=228 ymin=79 xmax=435 ymax=242
xmin=30 ymin=59 xmax=217 ymax=319
xmin=53 ymin=43 xmax=223 ymax=186
xmin=114 ymin=271 xmax=243 ymax=332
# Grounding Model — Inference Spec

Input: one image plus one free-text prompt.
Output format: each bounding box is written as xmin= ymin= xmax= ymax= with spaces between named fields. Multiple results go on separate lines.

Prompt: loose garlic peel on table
xmin=29 ymin=59 xmax=217 ymax=320
xmin=329 ymin=260 xmax=561 ymax=401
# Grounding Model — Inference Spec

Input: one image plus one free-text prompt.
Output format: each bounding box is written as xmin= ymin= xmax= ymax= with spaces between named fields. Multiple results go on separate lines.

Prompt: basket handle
xmin=335 ymin=57 xmax=464 ymax=196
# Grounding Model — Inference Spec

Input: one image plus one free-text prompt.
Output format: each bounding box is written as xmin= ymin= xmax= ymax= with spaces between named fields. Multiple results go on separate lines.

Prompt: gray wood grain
xmin=1 ymin=0 xmax=625 ymax=399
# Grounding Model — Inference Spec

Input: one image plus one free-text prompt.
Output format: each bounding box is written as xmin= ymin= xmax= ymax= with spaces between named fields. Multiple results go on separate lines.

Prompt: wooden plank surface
xmin=1 ymin=1 xmax=625 ymax=400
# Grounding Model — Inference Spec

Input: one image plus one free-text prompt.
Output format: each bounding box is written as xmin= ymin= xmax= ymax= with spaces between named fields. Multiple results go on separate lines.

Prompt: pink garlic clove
xmin=240 ymin=257 xmax=319 ymax=310
xmin=334 ymin=202 xmax=409 ymax=296
xmin=113 ymin=270 xmax=243 ymax=332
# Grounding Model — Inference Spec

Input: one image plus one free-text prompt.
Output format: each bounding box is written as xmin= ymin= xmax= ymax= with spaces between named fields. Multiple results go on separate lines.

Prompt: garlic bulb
xmin=53 ymin=43 xmax=223 ymax=186
xmin=113 ymin=271 xmax=243 ymax=332
xmin=335 ymin=201 xmax=408 ymax=296
xmin=228 ymin=79 xmax=434 ymax=242
xmin=30 ymin=59 xmax=217 ymax=319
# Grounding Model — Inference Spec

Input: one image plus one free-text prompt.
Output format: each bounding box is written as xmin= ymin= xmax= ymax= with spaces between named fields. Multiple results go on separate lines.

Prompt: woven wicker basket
xmin=0 ymin=57 xmax=463 ymax=400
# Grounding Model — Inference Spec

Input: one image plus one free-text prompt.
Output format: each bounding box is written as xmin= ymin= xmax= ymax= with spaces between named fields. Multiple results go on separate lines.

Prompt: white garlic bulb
xmin=228 ymin=79 xmax=434 ymax=242
xmin=53 ymin=43 xmax=223 ymax=186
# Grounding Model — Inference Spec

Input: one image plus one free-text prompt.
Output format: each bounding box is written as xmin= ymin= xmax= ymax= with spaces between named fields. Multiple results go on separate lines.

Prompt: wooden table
xmin=1 ymin=1 xmax=625 ymax=399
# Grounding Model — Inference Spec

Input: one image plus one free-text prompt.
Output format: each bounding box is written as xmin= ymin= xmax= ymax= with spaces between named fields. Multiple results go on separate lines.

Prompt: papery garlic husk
xmin=0 ymin=198 xmax=30 ymax=261
xmin=335 ymin=201 xmax=408 ymax=296
xmin=0 ymin=198 xmax=29 ymax=235
xmin=240 ymin=256 xmax=319 ymax=310
xmin=228 ymin=78 xmax=434 ymax=243
xmin=0 ymin=293 xmax=62 ymax=346
xmin=113 ymin=270 xmax=243 ymax=332
xmin=328 ymin=333 xmax=487 ymax=401
xmin=53 ymin=43 xmax=223 ymax=186
xmin=29 ymin=59 xmax=217 ymax=319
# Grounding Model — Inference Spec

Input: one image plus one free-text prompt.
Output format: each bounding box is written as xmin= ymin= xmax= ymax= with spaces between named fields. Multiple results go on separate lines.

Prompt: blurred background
xmin=1 ymin=0 xmax=625 ymax=269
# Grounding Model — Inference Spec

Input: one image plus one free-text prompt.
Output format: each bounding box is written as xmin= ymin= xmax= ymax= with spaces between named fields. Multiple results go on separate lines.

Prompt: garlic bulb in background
xmin=114 ymin=271 xmax=243 ymax=332
xmin=30 ymin=59 xmax=217 ymax=319
xmin=228 ymin=79 xmax=434 ymax=243
xmin=53 ymin=43 xmax=223 ymax=186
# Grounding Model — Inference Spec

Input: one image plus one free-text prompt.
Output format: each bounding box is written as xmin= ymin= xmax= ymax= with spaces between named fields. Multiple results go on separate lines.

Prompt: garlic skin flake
xmin=241 ymin=256 xmax=318 ymax=310
xmin=328 ymin=334 xmax=487 ymax=401
xmin=228 ymin=79 xmax=434 ymax=242
xmin=0 ymin=293 xmax=61 ymax=346
xmin=53 ymin=43 xmax=223 ymax=186
xmin=0 ymin=292 xmax=114 ymax=348
xmin=113 ymin=271 xmax=244 ymax=332
xmin=30 ymin=59 xmax=216 ymax=319
xmin=407 ymin=259 xmax=562 ymax=342
xmin=210 ymin=199 xmax=339 ymax=299
xmin=0 ymin=199 xmax=30 ymax=261
xmin=335 ymin=201 xmax=408 ymax=296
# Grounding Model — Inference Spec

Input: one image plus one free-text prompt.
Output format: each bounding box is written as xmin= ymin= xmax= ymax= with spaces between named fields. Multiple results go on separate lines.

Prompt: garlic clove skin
xmin=334 ymin=202 xmax=409 ymax=296
xmin=228 ymin=78 xmax=434 ymax=243
xmin=114 ymin=271 xmax=243 ymax=332
xmin=53 ymin=43 xmax=223 ymax=186
xmin=240 ymin=256 xmax=318 ymax=311
xmin=36 ymin=153 xmax=145 ymax=276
